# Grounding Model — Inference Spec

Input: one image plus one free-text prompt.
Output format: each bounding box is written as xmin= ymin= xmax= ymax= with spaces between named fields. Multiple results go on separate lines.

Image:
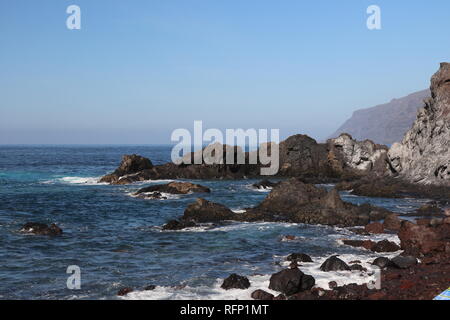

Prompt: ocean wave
xmin=41 ymin=176 xmax=107 ymax=185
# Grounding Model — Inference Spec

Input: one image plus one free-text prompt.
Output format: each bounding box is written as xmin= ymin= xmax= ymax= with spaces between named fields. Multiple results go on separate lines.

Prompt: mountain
xmin=329 ymin=89 xmax=430 ymax=145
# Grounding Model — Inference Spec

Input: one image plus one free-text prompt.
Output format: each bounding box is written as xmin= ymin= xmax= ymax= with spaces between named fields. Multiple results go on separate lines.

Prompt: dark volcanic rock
xmin=20 ymin=222 xmax=63 ymax=236
xmin=183 ymin=198 xmax=236 ymax=223
xmin=383 ymin=214 xmax=402 ymax=231
xmin=251 ymin=290 xmax=274 ymax=300
xmin=100 ymin=154 xmax=153 ymax=184
xmin=372 ymin=257 xmax=394 ymax=269
xmin=162 ymin=219 xmax=197 ymax=231
xmin=286 ymin=253 xmax=313 ymax=263
xmin=371 ymin=240 xmax=400 ymax=253
xmin=365 ymin=222 xmax=384 ymax=234
xmin=135 ymin=182 xmax=210 ymax=197
xmin=221 ymin=274 xmax=250 ymax=290
xmin=269 ymin=268 xmax=315 ymax=296
xmin=117 ymin=287 xmax=133 ymax=296
xmin=320 ymin=256 xmax=351 ymax=272
xmin=350 ymin=264 xmax=365 ymax=271
xmin=391 ymin=256 xmax=418 ymax=269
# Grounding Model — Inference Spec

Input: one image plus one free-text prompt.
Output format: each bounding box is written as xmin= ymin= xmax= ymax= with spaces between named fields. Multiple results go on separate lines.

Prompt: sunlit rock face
xmin=388 ymin=63 xmax=450 ymax=186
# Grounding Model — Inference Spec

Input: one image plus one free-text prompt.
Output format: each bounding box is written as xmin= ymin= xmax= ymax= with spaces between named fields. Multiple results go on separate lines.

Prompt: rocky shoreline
xmin=106 ymin=63 xmax=450 ymax=300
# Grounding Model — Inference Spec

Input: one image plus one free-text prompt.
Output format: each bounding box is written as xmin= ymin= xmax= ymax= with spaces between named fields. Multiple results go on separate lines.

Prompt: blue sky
xmin=0 ymin=0 xmax=449 ymax=144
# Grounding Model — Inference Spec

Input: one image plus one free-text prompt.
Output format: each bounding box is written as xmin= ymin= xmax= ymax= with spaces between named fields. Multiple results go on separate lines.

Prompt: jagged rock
xmin=20 ymin=222 xmax=63 ymax=236
xmin=383 ymin=214 xmax=402 ymax=231
xmin=320 ymin=256 xmax=351 ymax=272
xmin=388 ymin=63 xmax=450 ymax=186
xmin=100 ymin=154 xmax=153 ymax=184
xmin=269 ymin=268 xmax=315 ymax=295
xmin=135 ymin=182 xmax=210 ymax=197
xmin=286 ymin=253 xmax=313 ymax=263
xmin=221 ymin=274 xmax=250 ymax=290
xmin=328 ymin=133 xmax=388 ymax=174
xmin=251 ymin=290 xmax=274 ymax=300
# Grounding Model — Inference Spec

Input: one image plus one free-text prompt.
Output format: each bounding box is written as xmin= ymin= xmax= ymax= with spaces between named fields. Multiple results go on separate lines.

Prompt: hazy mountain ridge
xmin=329 ymin=89 xmax=430 ymax=145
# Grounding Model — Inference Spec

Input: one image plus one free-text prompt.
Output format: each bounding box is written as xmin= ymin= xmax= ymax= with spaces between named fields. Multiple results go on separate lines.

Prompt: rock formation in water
xmin=387 ymin=63 xmax=450 ymax=186
xmin=329 ymin=89 xmax=430 ymax=145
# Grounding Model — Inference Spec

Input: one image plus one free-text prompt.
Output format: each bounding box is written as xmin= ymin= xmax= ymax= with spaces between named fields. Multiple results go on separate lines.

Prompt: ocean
xmin=0 ymin=145 xmax=430 ymax=300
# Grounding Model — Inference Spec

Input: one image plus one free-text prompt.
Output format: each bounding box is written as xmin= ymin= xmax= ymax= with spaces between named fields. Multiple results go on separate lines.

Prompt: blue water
xmin=0 ymin=145 xmax=430 ymax=300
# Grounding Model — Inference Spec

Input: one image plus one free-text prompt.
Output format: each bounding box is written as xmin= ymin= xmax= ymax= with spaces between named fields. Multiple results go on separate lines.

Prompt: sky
xmin=0 ymin=0 xmax=449 ymax=144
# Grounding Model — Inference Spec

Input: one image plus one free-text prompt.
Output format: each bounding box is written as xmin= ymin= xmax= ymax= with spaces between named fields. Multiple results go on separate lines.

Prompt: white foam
xmin=42 ymin=176 xmax=107 ymax=185
xmin=128 ymin=191 xmax=181 ymax=200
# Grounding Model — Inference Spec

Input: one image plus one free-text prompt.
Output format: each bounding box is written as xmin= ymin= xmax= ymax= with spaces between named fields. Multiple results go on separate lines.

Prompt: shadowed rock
xmin=221 ymin=274 xmax=250 ymax=290
xmin=135 ymin=182 xmax=210 ymax=197
xmin=20 ymin=222 xmax=63 ymax=236
xmin=320 ymin=256 xmax=350 ymax=272
xmin=269 ymin=268 xmax=315 ymax=296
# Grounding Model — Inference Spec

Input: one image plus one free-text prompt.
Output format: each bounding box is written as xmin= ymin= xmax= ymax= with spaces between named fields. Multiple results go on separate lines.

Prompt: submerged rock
xmin=252 ymin=180 xmax=278 ymax=190
xmin=221 ymin=274 xmax=250 ymax=290
xmin=135 ymin=182 xmax=210 ymax=197
xmin=20 ymin=222 xmax=63 ymax=236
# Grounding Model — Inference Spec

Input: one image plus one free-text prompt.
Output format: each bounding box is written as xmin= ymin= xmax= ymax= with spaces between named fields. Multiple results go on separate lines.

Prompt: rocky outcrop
xmin=221 ymin=274 xmax=250 ymax=290
xmin=135 ymin=182 xmax=210 ymax=197
xmin=387 ymin=63 xmax=450 ymax=186
xmin=20 ymin=222 xmax=63 ymax=236
xmin=269 ymin=268 xmax=315 ymax=295
xmin=329 ymin=89 xmax=430 ymax=145
xmin=327 ymin=133 xmax=388 ymax=175
xmin=320 ymin=256 xmax=350 ymax=271
xmin=99 ymin=154 xmax=153 ymax=184
xmin=244 ymin=179 xmax=390 ymax=226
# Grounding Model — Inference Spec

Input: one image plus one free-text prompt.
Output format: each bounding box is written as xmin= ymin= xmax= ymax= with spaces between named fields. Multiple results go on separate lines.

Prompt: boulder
xmin=398 ymin=221 xmax=448 ymax=255
xmin=286 ymin=253 xmax=313 ymax=263
xmin=269 ymin=268 xmax=315 ymax=296
xmin=221 ymin=274 xmax=250 ymax=290
xmin=371 ymin=240 xmax=400 ymax=253
xmin=372 ymin=257 xmax=393 ymax=269
xmin=183 ymin=198 xmax=235 ymax=223
xmin=251 ymin=290 xmax=274 ymax=300
xmin=365 ymin=222 xmax=384 ymax=234
xmin=20 ymin=222 xmax=63 ymax=236
xmin=100 ymin=154 xmax=153 ymax=184
xmin=383 ymin=214 xmax=402 ymax=231
xmin=320 ymin=256 xmax=350 ymax=272
xmin=391 ymin=256 xmax=418 ymax=269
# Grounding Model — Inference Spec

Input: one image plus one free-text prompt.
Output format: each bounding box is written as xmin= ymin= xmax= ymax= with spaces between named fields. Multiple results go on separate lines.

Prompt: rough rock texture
xmin=383 ymin=214 xmax=402 ymax=231
xmin=268 ymin=268 xmax=315 ymax=295
xmin=221 ymin=274 xmax=250 ymax=290
xmin=182 ymin=198 xmax=236 ymax=223
xmin=251 ymin=290 xmax=274 ymax=300
xmin=388 ymin=63 xmax=450 ymax=186
xmin=245 ymin=179 xmax=390 ymax=227
xmin=327 ymin=133 xmax=388 ymax=175
xmin=99 ymin=154 xmax=153 ymax=184
xmin=20 ymin=222 xmax=63 ymax=236
xmin=286 ymin=253 xmax=313 ymax=263
xmin=365 ymin=222 xmax=385 ymax=234
xmin=135 ymin=182 xmax=210 ymax=196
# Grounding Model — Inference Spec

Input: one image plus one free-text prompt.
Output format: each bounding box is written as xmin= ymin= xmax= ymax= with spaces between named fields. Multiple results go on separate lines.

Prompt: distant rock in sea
xmin=329 ymin=89 xmax=430 ymax=145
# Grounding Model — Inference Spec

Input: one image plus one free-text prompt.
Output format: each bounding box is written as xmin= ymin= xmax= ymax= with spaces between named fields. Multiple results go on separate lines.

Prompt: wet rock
xmin=144 ymin=285 xmax=156 ymax=291
xmin=372 ymin=257 xmax=394 ymax=269
xmin=342 ymin=240 xmax=375 ymax=250
xmin=320 ymin=256 xmax=351 ymax=272
xmin=100 ymin=154 xmax=153 ymax=184
xmin=391 ymin=256 xmax=418 ymax=269
xmin=117 ymin=287 xmax=133 ymax=296
xmin=350 ymin=264 xmax=366 ymax=271
xmin=135 ymin=182 xmax=210 ymax=196
xmin=251 ymin=289 xmax=274 ymax=300
xmin=183 ymin=198 xmax=236 ymax=223
xmin=162 ymin=219 xmax=197 ymax=231
xmin=252 ymin=180 xmax=277 ymax=190
xmin=383 ymin=214 xmax=402 ymax=231
xmin=398 ymin=220 xmax=449 ymax=256
xmin=328 ymin=281 xmax=338 ymax=289
xmin=20 ymin=222 xmax=63 ymax=236
xmin=365 ymin=222 xmax=384 ymax=234
xmin=286 ymin=253 xmax=313 ymax=263
xmin=221 ymin=274 xmax=250 ymax=290
xmin=413 ymin=204 xmax=444 ymax=217
xmin=371 ymin=240 xmax=400 ymax=253
xmin=269 ymin=268 xmax=315 ymax=296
